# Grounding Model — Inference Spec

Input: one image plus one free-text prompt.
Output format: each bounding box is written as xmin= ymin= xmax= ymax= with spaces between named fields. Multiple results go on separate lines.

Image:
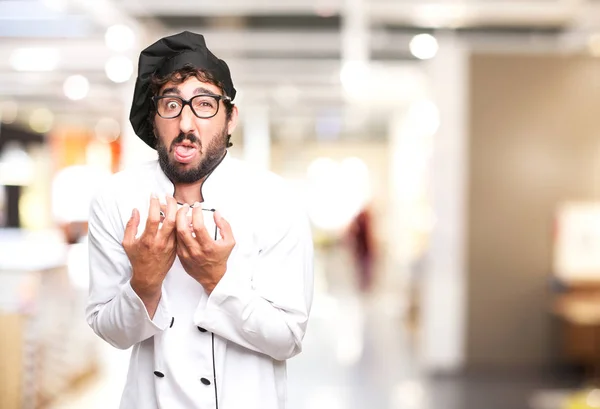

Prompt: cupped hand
xmin=123 ymin=195 xmax=178 ymax=299
xmin=175 ymin=204 xmax=236 ymax=294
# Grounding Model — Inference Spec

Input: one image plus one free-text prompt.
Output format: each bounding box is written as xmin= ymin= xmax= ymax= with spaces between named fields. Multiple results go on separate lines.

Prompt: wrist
xmin=202 ymin=267 xmax=226 ymax=295
xmin=130 ymin=280 xmax=162 ymax=320
xmin=130 ymin=278 xmax=161 ymax=300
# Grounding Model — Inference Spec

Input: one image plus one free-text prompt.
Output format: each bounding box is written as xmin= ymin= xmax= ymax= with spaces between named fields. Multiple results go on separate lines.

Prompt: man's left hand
xmin=175 ymin=204 xmax=236 ymax=294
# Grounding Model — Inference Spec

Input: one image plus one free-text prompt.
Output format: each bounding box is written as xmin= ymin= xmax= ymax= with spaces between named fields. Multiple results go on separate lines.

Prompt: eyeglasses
xmin=152 ymin=94 xmax=231 ymax=119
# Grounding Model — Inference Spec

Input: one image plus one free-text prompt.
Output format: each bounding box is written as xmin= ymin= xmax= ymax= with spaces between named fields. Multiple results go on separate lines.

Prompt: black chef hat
xmin=129 ymin=31 xmax=236 ymax=149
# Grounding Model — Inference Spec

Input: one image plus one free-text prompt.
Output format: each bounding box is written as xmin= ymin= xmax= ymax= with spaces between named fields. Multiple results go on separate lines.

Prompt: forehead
xmin=159 ymin=76 xmax=222 ymax=95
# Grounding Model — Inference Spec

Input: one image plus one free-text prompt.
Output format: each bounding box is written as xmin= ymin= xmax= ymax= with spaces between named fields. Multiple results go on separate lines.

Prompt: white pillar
xmin=242 ymin=105 xmax=270 ymax=171
xmin=420 ymin=33 xmax=469 ymax=373
xmin=341 ymin=0 xmax=369 ymax=64
xmin=340 ymin=0 xmax=371 ymax=134
xmin=388 ymin=110 xmax=428 ymax=286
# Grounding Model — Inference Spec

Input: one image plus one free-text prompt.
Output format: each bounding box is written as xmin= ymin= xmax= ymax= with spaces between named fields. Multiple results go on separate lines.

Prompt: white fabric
xmin=86 ymin=153 xmax=314 ymax=409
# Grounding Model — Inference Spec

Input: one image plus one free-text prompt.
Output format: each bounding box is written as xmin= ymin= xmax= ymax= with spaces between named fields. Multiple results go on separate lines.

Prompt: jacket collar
xmin=154 ymin=151 xmax=231 ymax=209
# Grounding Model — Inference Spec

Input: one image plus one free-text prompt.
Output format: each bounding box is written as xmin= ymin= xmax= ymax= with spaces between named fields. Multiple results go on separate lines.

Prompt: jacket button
xmin=197 ymin=326 xmax=207 ymax=332
xmin=154 ymin=371 xmax=165 ymax=378
xmin=200 ymin=377 xmax=211 ymax=385
xmin=170 ymin=317 xmax=175 ymax=328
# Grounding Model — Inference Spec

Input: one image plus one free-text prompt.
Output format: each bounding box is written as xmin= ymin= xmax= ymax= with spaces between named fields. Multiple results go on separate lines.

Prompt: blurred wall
xmin=466 ymin=53 xmax=600 ymax=369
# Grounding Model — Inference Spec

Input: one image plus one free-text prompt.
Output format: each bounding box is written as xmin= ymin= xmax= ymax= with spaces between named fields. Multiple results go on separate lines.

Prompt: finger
xmin=144 ymin=195 xmax=161 ymax=237
xmin=186 ymin=214 xmax=193 ymax=232
xmin=214 ymin=211 xmax=234 ymax=243
xmin=123 ymin=208 xmax=140 ymax=247
xmin=159 ymin=204 xmax=166 ymax=223
xmin=176 ymin=236 xmax=191 ymax=259
xmin=176 ymin=205 xmax=197 ymax=248
xmin=160 ymin=196 xmax=177 ymax=236
xmin=192 ymin=204 xmax=212 ymax=243
xmin=176 ymin=204 xmax=189 ymax=231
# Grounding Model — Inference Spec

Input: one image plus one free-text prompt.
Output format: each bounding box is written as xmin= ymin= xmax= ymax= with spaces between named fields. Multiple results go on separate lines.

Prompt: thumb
xmin=214 ymin=211 xmax=233 ymax=242
xmin=123 ymin=208 xmax=140 ymax=247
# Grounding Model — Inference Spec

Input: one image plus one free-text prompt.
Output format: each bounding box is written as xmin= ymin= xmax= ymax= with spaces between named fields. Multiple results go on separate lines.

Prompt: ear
xmin=227 ymin=104 xmax=239 ymax=136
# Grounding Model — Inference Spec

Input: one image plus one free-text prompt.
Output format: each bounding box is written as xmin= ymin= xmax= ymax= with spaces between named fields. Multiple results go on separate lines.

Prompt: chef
xmin=86 ymin=31 xmax=314 ymax=409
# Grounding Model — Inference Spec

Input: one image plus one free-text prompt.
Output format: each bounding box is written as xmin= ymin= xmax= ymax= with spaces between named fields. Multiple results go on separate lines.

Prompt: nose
xmin=178 ymin=104 xmax=196 ymax=135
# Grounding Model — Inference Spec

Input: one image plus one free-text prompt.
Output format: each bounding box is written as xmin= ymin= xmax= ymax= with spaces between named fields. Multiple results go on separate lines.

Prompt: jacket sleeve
xmin=194 ymin=204 xmax=314 ymax=361
xmin=85 ymin=192 xmax=171 ymax=350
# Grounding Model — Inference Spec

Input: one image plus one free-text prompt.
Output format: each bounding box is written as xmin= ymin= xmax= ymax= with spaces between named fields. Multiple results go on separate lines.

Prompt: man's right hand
xmin=122 ymin=195 xmax=177 ymax=317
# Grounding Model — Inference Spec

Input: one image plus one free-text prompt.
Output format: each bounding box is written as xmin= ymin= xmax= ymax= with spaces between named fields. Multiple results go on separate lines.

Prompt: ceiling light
xmin=63 ymin=75 xmax=90 ymax=101
xmin=0 ymin=142 xmax=34 ymax=186
xmin=10 ymin=48 xmax=60 ymax=72
xmin=29 ymin=108 xmax=54 ymax=134
xmin=105 ymin=24 xmax=135 ymax=52
xmin=409 ymin=34 xmax=439 ymax=60
xmin=105 ymin=55 xmax=134 ymax=83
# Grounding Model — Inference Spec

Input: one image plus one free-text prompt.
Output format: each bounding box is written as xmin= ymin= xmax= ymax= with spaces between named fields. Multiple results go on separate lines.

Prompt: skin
xmin=122 ymin=76 xmax=239 ymax=318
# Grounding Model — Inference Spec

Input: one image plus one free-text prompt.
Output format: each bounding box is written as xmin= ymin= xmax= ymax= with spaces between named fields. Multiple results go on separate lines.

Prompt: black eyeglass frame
xmin=152 ymin=94 xmax=232 ymax=119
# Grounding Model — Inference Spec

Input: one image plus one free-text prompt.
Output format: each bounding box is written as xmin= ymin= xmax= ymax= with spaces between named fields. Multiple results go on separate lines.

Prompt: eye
xmin=166 ymin=100 xmax=180 ymax=110
xmin=192 ymin=96 xmax=217 ymax=111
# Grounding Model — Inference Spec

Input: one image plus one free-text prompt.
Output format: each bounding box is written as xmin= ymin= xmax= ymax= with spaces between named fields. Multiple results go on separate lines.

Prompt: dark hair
xmin=149 ymin=64 xmax=234 ymax=147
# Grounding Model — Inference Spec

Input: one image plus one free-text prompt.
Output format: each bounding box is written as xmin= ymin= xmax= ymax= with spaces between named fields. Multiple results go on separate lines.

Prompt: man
xmin=86 ymin=31 xmax=314 ymax=409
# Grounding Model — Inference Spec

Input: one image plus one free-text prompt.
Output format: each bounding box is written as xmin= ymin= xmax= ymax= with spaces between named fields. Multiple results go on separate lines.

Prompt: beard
xmin=156 ymin=127 xmax=228 ymax=184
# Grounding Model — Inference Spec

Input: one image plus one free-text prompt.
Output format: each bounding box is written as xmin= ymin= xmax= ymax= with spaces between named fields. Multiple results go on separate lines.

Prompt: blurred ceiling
xmin=1 ymin=0 xmax=600 ymax=142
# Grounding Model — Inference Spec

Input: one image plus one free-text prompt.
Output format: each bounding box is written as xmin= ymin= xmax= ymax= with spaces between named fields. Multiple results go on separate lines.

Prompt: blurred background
xmin=3 ymin=0 xmax=600 ymax=408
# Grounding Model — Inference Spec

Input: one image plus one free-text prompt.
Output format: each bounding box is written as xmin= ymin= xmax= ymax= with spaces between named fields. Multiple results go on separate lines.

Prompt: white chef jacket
xmin=86 ymin=152 xmax=314 ymax=409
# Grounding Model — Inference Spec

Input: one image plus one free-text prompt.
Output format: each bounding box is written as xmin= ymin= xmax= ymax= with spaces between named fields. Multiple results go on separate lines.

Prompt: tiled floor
xmin=48 ymin=246 xmax=584 ymax=409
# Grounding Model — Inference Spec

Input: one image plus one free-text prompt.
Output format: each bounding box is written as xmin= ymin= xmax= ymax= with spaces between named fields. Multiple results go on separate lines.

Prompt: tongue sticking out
xmin=174 ymin=145 xmax=198 ymax=164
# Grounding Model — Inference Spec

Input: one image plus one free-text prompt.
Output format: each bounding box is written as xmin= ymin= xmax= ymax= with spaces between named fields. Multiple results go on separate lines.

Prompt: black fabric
xmin=129 ymin=31 xmax=236 ymax=149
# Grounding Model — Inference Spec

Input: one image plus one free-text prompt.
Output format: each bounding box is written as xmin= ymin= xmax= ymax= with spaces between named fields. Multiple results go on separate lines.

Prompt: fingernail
xmin=193 ymin=201 xmax=201 ymax=208
xmin=151 ymin=192 xmax=158 ymax=199
xmin=131 ymin=209 xmax=136 ymax=217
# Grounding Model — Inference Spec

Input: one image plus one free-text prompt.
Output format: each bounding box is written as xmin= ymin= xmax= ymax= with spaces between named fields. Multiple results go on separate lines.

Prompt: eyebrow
xmin=194 ymin=87 xmax=220 ymax=96
xmin=160 ymin=86 xmax=220 ymax=97
xmin=160 ymin=87 xmax=180 ymax=96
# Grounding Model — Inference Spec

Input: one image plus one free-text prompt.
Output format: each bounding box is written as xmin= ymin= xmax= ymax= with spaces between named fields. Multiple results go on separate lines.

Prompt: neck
xmin=168 ymin=150 xmax=227 ymax=205
xmin=173 ymin=178 xmax=205 ymax=205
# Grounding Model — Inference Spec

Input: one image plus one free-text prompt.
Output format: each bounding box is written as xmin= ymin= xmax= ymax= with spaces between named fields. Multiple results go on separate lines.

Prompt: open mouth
xmin=173 ymin=142 xmax=199 ymax=164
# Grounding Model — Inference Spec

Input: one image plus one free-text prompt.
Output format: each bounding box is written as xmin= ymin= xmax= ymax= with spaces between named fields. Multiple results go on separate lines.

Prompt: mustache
xmin=170 ymin=133 xmax=201 ymax=151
